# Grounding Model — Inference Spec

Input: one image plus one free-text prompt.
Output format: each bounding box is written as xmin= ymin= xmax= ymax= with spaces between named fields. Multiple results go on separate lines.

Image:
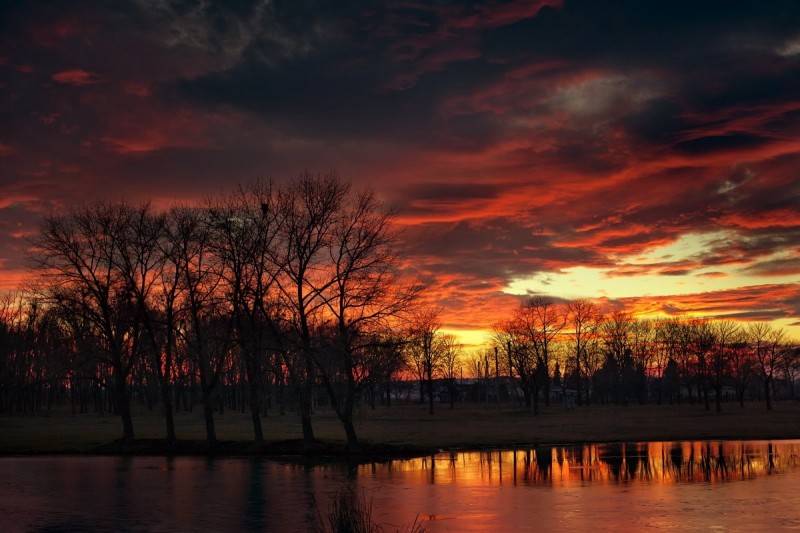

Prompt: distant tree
xmin=407 ymin=308 xmax=443 ymax=415
xmin=750 ymin=323 xmax=786 ymax=410
xmin=629 ymin=318 xmax=654 ymax=404
xmin=652 ymin=320 xmax=673 ymax=405
xmin=0 ymin=294 xmax=49 ymax=414
xmin=494 ymin=318 xmax=537 ymax=410
xmin=711 ymin=320 xmax=740 ymax=412
xmin=438 ymin=333 xmax=462 ymax=409
xmin=778 ymin=343 xmax=800 ymax=400
xmin=364 ymin=334 xmax=406 ymax=408
xmin=518 ymin=296 xmax=565 ymax=407
xmin=674 ymin=320 xmax=697 ymax=404
xmin=662 ymin=357 xmax=680 ymax=404
xmin=601 ymin=310 xmax=632 ymax=404
xmin=566 ymin=299 xmax=601 ymax=406
xmin=465 ymin=350 xmax=486 ymax=381
xmin=691 ymin=319 xmax=716 ymax=411
xmin=729 ymin=335 xmax=752 ymax=408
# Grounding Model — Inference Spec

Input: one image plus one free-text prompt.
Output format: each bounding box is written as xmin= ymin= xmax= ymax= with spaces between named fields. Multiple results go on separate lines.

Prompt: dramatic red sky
xmin=2 ymin=1 xmax=799 ymax=344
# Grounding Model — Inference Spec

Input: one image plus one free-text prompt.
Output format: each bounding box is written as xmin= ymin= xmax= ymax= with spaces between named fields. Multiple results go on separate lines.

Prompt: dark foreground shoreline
xmin=89 ymin=438 xmax=437 ymax=461
xmin=4 ymin=402 xmax=800 ymax=461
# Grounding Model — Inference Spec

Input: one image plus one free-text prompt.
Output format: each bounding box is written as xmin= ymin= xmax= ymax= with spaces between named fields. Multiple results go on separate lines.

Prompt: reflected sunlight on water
xmin=1 ymin=440 xmax=799 ymax=532
xmin=368 ymin=440 xmax=800 ymax=487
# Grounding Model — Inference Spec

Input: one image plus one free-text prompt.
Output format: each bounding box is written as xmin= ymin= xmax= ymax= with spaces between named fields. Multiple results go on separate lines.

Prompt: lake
xmin=2 ymin=440 xmax=799 ymax=532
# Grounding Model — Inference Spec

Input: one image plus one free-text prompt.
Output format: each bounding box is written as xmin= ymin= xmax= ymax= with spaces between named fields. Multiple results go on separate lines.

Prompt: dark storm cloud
xmin=403 ymin=182 xmax=504 ymax=202
xmin=401 ymin=216 xmax=606 ymax=284
xmin=482 ymin=1 xmax=800 ymax=68
xmin=175 ymin=2 xmax=515 ymax=143
xmin=621 ymin=99 xmax=686 ymax=144
xmin=675 ymin=133 xmax=773 ymax=155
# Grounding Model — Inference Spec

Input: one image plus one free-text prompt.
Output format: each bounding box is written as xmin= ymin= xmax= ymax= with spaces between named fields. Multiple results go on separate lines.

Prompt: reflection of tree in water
xmin=599 ymin=443 xmax=624 ymax=480
xmin=716 ymin=442 xmax=729 ymax=479
xmin=668 ymin=443 xmax=683 ymax=479
xmin=515 ymin=448 xmax=552 ymax=483
xmin=557 ymin=441 xmax=797 ymax=484
xmin=626 ymin=443 xmax=651 ymax=481
xmin=535 ymin=447 xmax=552 ymax=481
xmin=384 ymin=441 xmax=800 ymax=489
xmin=768 ymin=443 xmax=776 ymax=473
xmin=698 ymin=441 xmax=735 ymax=482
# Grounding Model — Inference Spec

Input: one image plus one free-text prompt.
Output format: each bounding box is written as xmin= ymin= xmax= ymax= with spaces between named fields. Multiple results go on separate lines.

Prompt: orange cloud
xmin=52 ymin=69 xmax=102 ymax=86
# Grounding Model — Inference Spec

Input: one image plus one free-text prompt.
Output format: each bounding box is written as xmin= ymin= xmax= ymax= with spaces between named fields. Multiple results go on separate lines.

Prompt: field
xmin=2 ymin=400 xmax=800 ymax=455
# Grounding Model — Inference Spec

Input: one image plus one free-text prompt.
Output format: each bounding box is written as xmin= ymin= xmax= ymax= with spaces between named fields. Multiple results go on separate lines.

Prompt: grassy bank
xmin=2 ymin=400 xmax=800 ymax=456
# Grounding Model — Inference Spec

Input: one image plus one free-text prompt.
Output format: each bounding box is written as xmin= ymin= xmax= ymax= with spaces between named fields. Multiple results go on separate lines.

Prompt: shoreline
xmin=3 ymin=401 xmax=800 ymax=460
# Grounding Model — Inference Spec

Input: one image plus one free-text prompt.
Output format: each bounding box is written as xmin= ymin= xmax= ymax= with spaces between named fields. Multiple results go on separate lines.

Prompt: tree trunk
xmin=543 ymin=379 xmax=550 ymax=407
xmin=342 ymin=410 xmax=359 ymax=452
xmin=427 ymin=372 xmax=434 ymax=416
xmin=246 ymin=358 xmax=264 ymax=445
xmin=764 ymin=379 xmax=772 ymax=411
xmin=158 ymin=347 xmax=176 ymax=445
xmin=162 ymin=382 xmax=176 ymax=445
xmin=114 ymin=364 xmax=135 ymax=444
xmin=300 ymin=361 xmax=316 ymax=444
xmin=204 ymin=396 xmax=217 ymax=447
xmin=249 ymin=387 xmax=264 ymax=445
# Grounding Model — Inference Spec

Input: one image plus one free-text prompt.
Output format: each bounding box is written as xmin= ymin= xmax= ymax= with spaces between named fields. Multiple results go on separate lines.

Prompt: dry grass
xmin=2 ymin=400 xmax=800 ymax=454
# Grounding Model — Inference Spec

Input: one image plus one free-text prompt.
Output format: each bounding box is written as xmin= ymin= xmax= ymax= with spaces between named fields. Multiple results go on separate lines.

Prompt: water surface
xmin=2 ymin=440 xmax=798 ymax=532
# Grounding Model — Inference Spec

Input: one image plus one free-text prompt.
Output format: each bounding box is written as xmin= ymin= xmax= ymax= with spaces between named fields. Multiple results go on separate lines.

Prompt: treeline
xmin=2 ymin=173 xmax=798 ymax=450
xmin=486 ymin=296 xmax=799 ymax=413
xmin=0 ymin=172 xmax=422 ymax=450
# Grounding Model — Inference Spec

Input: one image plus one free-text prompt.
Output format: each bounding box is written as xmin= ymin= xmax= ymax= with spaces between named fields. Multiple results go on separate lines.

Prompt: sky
xmin=1 ymin=0 xmax=799 ymax=345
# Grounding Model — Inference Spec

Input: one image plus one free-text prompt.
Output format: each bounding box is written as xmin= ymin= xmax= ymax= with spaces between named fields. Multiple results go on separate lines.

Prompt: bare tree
xmin=629 ymin=318 xmax=654 ymax=404
xmin=364 ymin=333 xmax=406 ymax=408
xmin=691 ymin=318 xmax=716 ymax=411
xmin=31 ymin=202 xmax=140 ymax=443
xmin=112 ymin=204 xmax=179 ymax=444
xmin=711 ymin=320 xmax=740 ymax=412
xmin=653 ymin=319 xmax=681 ymax=404
xmin=729 ymin=332 xmax=752 ymax=408
xmin=750 ymin=322 xmax=786 ymax=410
xmin=316 ymin=186 xmax=419 ymax=449
xmin=517 ymin=295 xmax=565 ymax=407
xmin=273 ymin=172 xmax=347 ymax=445
xmin=599 ymin=309 xmax=635 ymax=405
xmin=494 ymin=318 xmax=536 ymax=409
xmin=207 ymin=180 xmax=284 ymax=446
xmin=566 ymin=299 xmax=600 ymax=406
xmin=438 ymin=333 xmax=462 ymax=409
xmin=779 ymin=343 xmax=800 ymax=400
xmin=168 ymin=206 xmax=230 ymax=446
xmin=407 ymin=308 xmax=443 ymax=415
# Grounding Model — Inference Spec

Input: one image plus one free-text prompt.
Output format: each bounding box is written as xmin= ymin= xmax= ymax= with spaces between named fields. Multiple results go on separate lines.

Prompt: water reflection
xmin=1 ymin=441 xmax=799 ymax=532
xmin=364 ymin=440 xmax=800 ymax=486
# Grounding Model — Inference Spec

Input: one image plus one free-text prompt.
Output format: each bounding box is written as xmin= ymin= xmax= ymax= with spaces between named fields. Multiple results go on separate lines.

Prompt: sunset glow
xmin=1 ymin=1 xmax=799 ymax=344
